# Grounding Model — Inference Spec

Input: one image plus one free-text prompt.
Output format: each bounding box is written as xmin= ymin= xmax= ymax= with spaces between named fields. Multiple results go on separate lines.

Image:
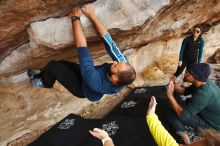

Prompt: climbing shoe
xmin=27 ymin=70 xmax=38 ymax=79
xmin=31 ymin=78 xmax=44 ymax=88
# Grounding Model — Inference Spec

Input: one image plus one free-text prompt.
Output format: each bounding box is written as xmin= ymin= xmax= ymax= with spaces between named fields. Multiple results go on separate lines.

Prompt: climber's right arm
xmin=69 ymin=7 xmax=87 ymax=48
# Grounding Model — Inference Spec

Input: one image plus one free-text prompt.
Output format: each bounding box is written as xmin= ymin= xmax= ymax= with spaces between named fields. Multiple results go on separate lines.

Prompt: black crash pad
xmin=30 ymin=86 xmax=171 ymax=146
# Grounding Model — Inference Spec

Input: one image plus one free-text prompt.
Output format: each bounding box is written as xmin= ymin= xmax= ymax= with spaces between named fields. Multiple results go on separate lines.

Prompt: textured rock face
xmin=210 ymin=64 xmax=220 ymax=87
xmin=0 ymin=0 xmax=98 ymax=60
xmin=208 ymin=48 xmax=220 ymax=87
xmin=1 ymin=0 xmax=220 ymax=145
xmin=203 ymin=24 xmax=220 ymax=58
xmin=28 ymin=17 xmax=74 ymax=49
xmin=1 ymin=0 xmax=220 ymax=77
xmin=28 ymin=0 xmax=170 ymax=49
xmin=208 ymin=48 xmax=220 ymax=64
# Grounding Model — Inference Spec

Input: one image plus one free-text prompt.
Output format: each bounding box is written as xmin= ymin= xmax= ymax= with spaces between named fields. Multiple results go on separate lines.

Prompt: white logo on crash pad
xmin=121 ymin=101 xmax=137 ymax=109
xmin=57 ymin=119 xmax=75 ymax=130
xmin=134 ymin=88 xmax=147 ymax=94
xmin=102 ymin=121 xmax=119 ymax=136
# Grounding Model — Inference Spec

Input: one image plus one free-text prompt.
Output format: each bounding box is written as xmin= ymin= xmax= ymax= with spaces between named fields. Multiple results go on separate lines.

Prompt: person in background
xmin=27 ymin=4 xmax=136 ymax=102
xmin=170 ymin=25 xmax=205 ymax=83
xmin=146 ymin=96 xmax=220 ymax=146
xmin=89 ymin=128 xmax=114 ymax=146
xmin=166 ymin=63 xmax=220 ymax=144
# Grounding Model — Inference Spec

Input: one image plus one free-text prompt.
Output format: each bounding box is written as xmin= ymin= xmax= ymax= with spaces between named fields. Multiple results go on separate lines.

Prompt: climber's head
xmin=108 ymin=61 xmax=136 ymax=85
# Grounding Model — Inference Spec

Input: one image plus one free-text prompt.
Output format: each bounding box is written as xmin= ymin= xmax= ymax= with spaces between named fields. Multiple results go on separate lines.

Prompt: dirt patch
xmin=141 ymin=55 xmax=178 ymax=80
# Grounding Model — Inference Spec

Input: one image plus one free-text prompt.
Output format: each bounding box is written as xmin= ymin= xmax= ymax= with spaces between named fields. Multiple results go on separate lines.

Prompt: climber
xmin=169 ymin=25 xmax=205 ymax=84
xmin=166 ymin=63 xmax=220 ymax=144
xmin=147 ymin=96 xmax=220 ymax=146
xmin=27 ymin=4 xmax=136 ymax=102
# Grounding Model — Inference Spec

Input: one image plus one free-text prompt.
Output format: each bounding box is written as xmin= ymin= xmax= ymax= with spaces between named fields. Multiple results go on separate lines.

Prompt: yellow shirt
xmin=146 ymin=113 xmax=179 ymax=146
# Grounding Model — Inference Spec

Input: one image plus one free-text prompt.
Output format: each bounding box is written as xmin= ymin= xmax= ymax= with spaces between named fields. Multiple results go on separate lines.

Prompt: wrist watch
xmin=102 ymin=137 xmax=112 ymax=145
xmin=71 ymin=16 xmax=80 ymax=21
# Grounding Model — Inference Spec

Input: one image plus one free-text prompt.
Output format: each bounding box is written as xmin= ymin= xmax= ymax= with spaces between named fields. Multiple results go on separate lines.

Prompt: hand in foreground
xmin=69 ymin=7 xmax=82 ymax=17
xmin=89 ymin=128 xmax=109 ymax=140
xmin=170 ymin=75 xmax=176 ymax=84
xmin=147 ymin=96 xmax=157 ymax=115
xmin=82 ymin=4 xmax=96 ymax=18
xmin=167 ymin=81 xmax=175 ymax=97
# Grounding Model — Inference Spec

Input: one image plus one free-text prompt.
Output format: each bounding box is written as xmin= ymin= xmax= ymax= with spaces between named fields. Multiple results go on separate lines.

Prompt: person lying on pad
xmin=90 ymin=128 xmax=114 ymax=146
xmin=146 ymin=96 xmax=220 ymax=146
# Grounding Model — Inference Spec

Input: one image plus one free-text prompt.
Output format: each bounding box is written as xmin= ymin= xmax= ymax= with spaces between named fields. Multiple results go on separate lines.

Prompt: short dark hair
xmin=195 ymin=25 xmax=203 ymax=33
xmin=194 ymin=24 xmax=204 ymax=37
xmin=117 ymin=63 xmax=136 ymax=85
